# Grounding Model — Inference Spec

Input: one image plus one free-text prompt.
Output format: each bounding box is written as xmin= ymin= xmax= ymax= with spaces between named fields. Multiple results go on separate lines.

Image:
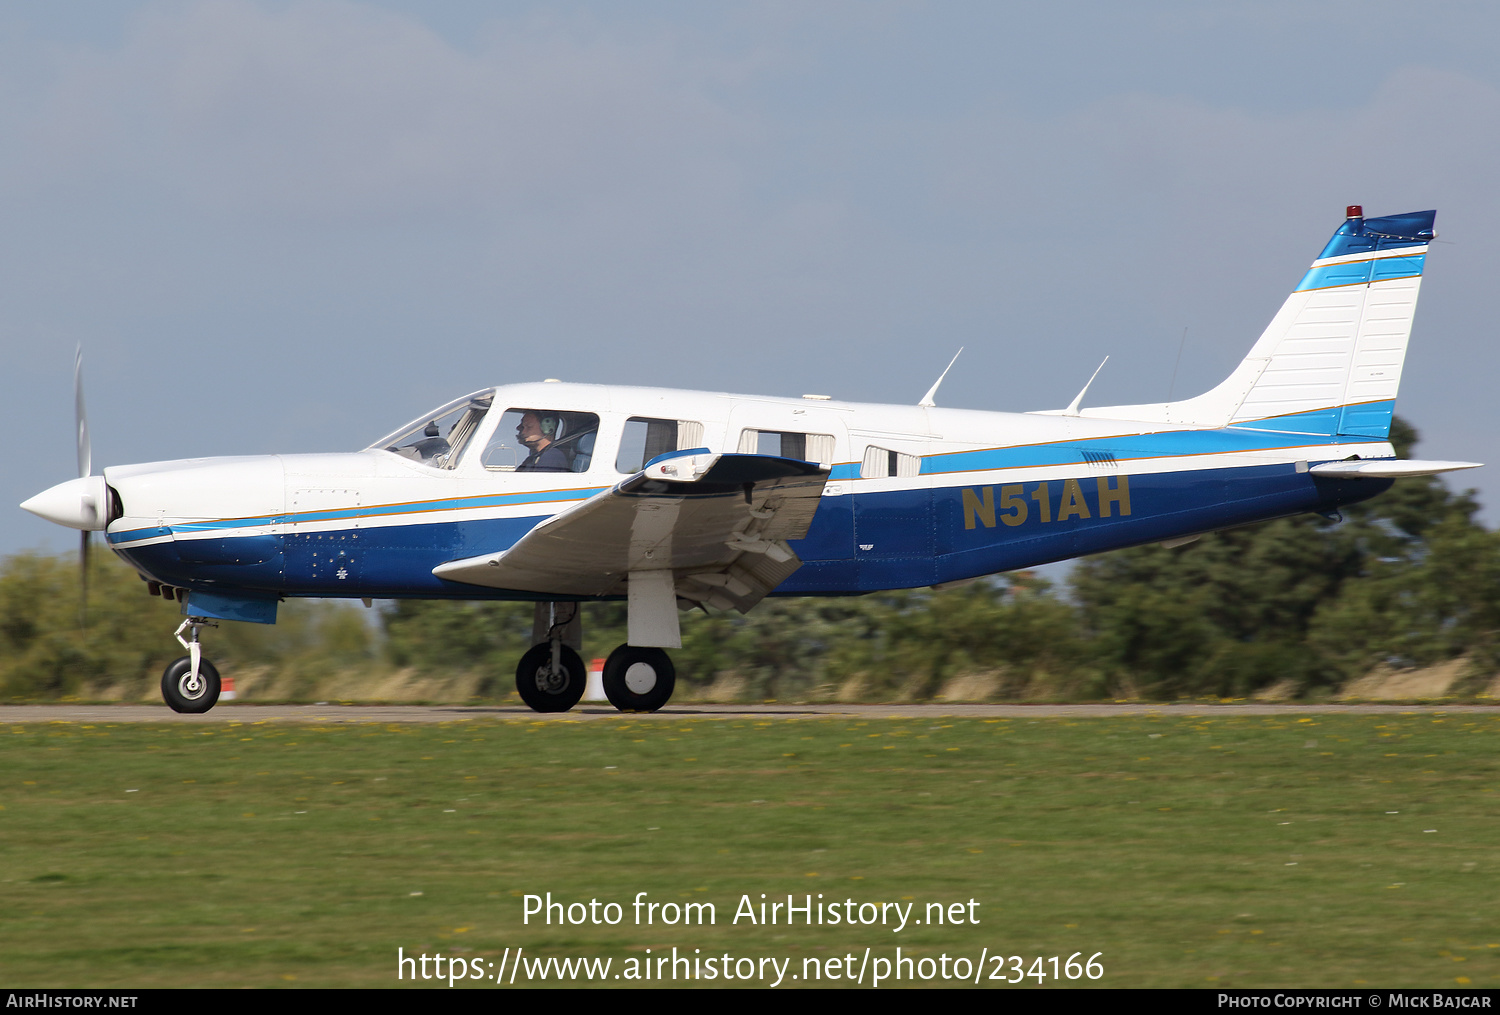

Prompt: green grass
xmin=2 ymin=713 xmax=1498 ymax=988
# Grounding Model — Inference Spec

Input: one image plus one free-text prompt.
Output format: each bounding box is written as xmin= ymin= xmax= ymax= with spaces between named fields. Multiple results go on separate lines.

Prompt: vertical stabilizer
xmin=1068 ymin=208 xmax=1434 ymax=437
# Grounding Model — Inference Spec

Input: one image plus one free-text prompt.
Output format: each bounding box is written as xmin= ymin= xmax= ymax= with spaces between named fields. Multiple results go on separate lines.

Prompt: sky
xmin=6 ymin=1 xmax=1500 ymax=556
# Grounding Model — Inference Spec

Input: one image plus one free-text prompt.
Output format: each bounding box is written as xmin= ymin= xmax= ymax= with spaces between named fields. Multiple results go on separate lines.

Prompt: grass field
xmin=2 ymin=712 xmax=1497 ymax=988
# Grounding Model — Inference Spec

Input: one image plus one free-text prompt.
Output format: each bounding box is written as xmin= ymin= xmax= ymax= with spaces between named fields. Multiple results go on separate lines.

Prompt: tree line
xmin=3 ymin=420 xmax=1495 ymax=702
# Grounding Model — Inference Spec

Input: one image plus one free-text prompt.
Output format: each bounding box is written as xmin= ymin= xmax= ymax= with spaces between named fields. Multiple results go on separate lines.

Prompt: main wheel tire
xmin=602 ymin=645 xmax=675 ymax=712
xmin=161 ymin=656 xmax=221 ymax=714
xmin=515 ymin=643 xmax=586 ymax=713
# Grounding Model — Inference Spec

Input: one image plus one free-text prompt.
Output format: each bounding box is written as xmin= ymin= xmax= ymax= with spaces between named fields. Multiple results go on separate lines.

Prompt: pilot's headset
xmin=537 ymin=415 xmax=559 ymax=440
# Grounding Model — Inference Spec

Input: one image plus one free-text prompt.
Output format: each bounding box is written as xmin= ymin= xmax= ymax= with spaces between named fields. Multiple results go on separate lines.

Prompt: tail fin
xmin=1075 ymin=207 xmax=1435 ymax=437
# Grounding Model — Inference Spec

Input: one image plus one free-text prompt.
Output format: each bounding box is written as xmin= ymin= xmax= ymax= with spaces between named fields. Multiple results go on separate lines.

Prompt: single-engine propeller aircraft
xmin=21 ymin=207 xmax=1481 ymax=714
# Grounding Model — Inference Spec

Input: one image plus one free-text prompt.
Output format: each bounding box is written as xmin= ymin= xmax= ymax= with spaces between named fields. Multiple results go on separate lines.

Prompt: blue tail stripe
xmin=1337 ymin=402 xmax=1395 ymax=438
xmin=1296 ymin=253 xmax=1424 ymax=292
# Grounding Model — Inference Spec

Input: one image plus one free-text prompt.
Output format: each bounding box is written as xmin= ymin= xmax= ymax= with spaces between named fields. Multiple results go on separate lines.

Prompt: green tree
xmin=1069 ymin=418 xmax=1490 ymax=696
xmin=380 ymin=599 xmax=534 ymax=694
xmin=0 ymin=550 xmax=379 ymax=700
xmin=0 ymin=550 xmax=183 ymax=698
xmin=1308 ymin=494 xmax=1500 ymax=682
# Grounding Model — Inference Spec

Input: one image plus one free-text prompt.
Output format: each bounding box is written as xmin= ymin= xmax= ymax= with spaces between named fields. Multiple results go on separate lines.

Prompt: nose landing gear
xmin=515 ymin=642 xmax=586 ymax=712
xmin=161 ymin=618 xmax=221 ymax=714
xmin=515 ymin=602 xmax=586 ymax=712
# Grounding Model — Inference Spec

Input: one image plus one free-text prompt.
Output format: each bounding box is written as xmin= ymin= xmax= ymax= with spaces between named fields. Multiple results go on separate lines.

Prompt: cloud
xmin=4 ymin=1 xmax=1500 ymax=554
xmin=16 ymin=0 xmax=757 ymax=226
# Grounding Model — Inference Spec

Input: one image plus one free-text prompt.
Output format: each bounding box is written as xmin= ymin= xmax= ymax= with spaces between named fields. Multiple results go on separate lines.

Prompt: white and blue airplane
xmin=21 ymin=207 xmax=1480 ymax=714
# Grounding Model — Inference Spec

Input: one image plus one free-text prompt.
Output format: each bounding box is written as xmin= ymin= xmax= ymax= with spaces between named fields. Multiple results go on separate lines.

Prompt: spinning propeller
xmin=75 ymin=348 xmax=92 ymax=624
xmin=19 ymin=347 xmax=110 ymax=625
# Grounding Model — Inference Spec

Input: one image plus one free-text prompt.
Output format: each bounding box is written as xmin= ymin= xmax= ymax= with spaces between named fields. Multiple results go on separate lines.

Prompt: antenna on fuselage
xmin=1063 ymin=356 xmax=1109 ymax=416
xmin=918 ymin=347 xmax=964 ymax=408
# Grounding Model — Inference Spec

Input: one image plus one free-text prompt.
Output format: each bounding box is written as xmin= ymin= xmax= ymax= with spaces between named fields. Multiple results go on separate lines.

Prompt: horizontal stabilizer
xmin=1308 ymin=459 xmax=1482 ymax=479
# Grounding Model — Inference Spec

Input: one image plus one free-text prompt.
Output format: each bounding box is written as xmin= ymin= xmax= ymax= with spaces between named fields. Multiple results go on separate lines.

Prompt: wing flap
xmin=432 ymin=452 xmax=829 ymax=611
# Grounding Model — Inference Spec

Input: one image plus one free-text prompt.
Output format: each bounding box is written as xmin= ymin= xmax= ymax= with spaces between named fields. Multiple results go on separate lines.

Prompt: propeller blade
xmin=79 ymin=529 xmax=90 ymax=630
xmin=75 ymin=345 xmax=91 ymax=479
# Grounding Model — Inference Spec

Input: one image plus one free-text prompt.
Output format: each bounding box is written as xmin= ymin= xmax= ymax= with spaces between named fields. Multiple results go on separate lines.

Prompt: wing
xmin=432 ymin=452 xmax=830 ymax=613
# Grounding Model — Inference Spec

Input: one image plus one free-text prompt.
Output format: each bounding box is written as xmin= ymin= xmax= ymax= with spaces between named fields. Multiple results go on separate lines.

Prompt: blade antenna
xmin=1167 ymin=327 xmax=1188 ymax=402
xmin=1064 ymin=356 xmax=1109 ymax=416
xmin=918 ymin=347 xmax=964 ymax=408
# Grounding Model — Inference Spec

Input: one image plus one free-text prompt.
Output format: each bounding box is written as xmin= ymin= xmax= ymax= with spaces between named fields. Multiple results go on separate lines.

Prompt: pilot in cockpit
xmin=515 ymin=411 xmax=571 ymax=472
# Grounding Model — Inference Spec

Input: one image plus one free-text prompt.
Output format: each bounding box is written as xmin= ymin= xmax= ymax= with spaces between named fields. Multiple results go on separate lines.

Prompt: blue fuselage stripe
xmin=106 ymin=486 xmax=605 ymax=545
xmin=110 ymin=411 xmax=1390 ymax=551
xmin=919 ymin=409 xmax=1389 ymax=476
xmin=111 ymin=459 xmax=1391 ymax=601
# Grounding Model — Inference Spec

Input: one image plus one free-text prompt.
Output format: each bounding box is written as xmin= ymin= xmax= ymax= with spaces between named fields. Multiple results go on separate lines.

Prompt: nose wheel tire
xmin=515 ymin=643 xmax=586 ymax=713
xmin=161 ymin=656 xmax=221 ymax=714
xmin=602 ymin=645 xmax=675 ymax=712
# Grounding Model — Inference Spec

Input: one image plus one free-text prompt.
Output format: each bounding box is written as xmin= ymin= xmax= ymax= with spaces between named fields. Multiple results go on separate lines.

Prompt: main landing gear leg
xmin=601 ymin=570 xmax=680 ymax=712
xmin=161 ymin=617 xmax=222 ymax=714
xmin=515 ymin=602 xmax=585 ymax=713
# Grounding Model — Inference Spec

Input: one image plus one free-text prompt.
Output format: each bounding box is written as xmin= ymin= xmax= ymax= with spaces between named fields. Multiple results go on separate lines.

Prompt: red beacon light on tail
xmin=1346 ymin=204 xmax=1363 ymax=219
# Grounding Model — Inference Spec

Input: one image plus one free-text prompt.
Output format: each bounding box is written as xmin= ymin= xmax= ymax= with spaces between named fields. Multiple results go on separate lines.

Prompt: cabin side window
xmin=737 ymin=429 xmax=835 ymax=466
xmin=860 ymin=445 xmax=921 ymax=478
xmin=483 ymin=409 xmax=601 ymax=473
xmin=615 ymin=417 xmax=705 ymax=474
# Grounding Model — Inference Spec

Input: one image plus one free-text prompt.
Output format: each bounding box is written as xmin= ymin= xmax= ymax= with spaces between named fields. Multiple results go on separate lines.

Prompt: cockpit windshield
xmin=367 ymin=389 xmax=494 ymax=470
